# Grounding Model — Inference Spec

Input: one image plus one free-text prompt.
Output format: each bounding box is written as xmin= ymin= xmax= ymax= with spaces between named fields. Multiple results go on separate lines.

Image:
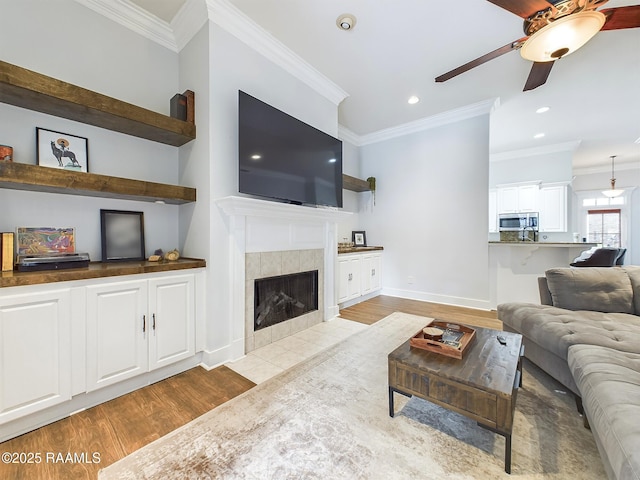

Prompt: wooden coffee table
xmin=388 ymin=323 xmax=523 ymax=474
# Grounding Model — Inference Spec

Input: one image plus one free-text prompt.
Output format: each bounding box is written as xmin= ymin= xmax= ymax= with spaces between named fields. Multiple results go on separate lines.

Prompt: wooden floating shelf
xmin=0 ymin=162 xmax=196 ymax=205
xmin=0 ymin=258 xmax=206 ymax=288
xmin=343 ymin=174 xmax=371 ymax=192
xmin=0 ymin=60 xmax=195 ymax=147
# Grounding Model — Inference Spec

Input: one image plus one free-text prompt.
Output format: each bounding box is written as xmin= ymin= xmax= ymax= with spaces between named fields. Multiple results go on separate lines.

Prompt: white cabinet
xmin=86 ymin=274 xmax=195 ymax=392
xmin=338 ymin=255 xmax=362 ymax=303
xmin=539 ymin=184 xmax=567 ymax=232
xmin=0 ymin=289 xmax=71 ymax=424
xmin=338 ymin=251 xmax=383 ymax=304
xmin=361 ymin=253 xmax=382 ymax=295
xmin=148 ymin=275 xmax=195 ymax=370
xmin=86 ymin=280 xmax=148 ymax=391
xmin=497 ymin=184 xmax=539 ymax=213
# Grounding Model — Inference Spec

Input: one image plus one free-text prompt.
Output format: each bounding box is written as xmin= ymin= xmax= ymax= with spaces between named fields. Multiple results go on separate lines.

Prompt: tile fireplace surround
xmin=217 ymin=196 xmax=352 ymax=356
xmin=245 ymin=249 xmax=324 ymax=352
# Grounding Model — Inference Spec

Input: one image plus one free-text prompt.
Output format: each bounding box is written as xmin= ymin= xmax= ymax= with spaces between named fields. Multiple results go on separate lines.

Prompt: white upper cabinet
xmin=496 ymin=183 xmax=539 ymax=214
xmin=538 ymin=184 xmax=568 ymax=232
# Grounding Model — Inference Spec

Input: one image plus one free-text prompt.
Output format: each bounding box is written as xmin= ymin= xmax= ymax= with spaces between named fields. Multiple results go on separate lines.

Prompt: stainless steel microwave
xmin=498 ymin=212 xmax=539 ymax=231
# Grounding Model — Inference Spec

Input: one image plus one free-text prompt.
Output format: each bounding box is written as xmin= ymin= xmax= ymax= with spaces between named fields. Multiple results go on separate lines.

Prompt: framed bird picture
xmin=36 ymin=127 xmax=89 ymax=172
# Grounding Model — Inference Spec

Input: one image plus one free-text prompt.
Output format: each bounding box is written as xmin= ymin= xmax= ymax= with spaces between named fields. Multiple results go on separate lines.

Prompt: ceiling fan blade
xmin=600 ymin=5 xmax=640 ymax=30
xmin=523 ymin=61 xmax=554 ymax=91
xmin=435 ymin=37 xmax=527 ymax=83
xmin=486 ymin=0 xmax=554 ymax=19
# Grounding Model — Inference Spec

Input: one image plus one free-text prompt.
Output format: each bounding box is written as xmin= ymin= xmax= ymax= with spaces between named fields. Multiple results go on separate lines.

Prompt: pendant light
xmin=602 ymin=155 xmax=624 ymax=198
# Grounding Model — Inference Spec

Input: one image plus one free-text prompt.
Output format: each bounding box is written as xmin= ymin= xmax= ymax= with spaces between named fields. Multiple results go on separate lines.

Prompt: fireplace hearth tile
xmin=299 ymin=249 xmax=317 ymax=270
xmin=290 ymin=315 xmax=308 ymax=334
xmin=271 ymin=319 xmax=292 ymax=342
xmin=245 ymin=253 xmax=261 ymax=279
xmin=254 ymin=327 xmax=272 ymax=350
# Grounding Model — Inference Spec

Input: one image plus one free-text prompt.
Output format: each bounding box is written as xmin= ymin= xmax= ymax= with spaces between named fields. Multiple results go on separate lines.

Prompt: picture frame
xmin=100 ymin=210 xmax=145 ymax=262
xmin=36 ymin=127 xmax=89 ymax=172
xmin=0 ymin=145 xmax=13 ymax=162
xmin=16 ymin=227 xmax=76 ymax=255
xmin=352 ymin=230 xmax=367 ymax=247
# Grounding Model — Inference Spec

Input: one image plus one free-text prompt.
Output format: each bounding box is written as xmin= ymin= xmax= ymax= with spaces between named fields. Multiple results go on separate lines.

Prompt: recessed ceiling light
xmin=251 ymin=154 xmax=261 ymax=160
xmin=408 ymin=96 xmax=420 ymax=105
xmin=534 ymin=133 xmax=545 ymax=139
xmin=336 ymin=14 xmax=356 ymax=31
xmin=536 ymin=106 xmax=550 ymax=114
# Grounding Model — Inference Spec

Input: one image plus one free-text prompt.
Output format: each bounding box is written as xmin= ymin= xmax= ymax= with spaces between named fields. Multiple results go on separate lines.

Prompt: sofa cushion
xmin=623 ymin=266 xmax=640 ymax=315
xmin=498 ymin=303 xmax=640 ymax=361
xmin=546 ymin=268 xmax=634 ymax=314
xmin=568 ymin=345 xmax=640 ymax=480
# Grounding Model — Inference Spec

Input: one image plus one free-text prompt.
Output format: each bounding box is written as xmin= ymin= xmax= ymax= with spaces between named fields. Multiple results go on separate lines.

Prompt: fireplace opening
xmin=254 ymin=270 xmax=318 ymax=331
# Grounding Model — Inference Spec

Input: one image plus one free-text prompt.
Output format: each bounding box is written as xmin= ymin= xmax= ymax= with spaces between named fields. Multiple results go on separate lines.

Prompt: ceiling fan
xmin=435 ymin=0 xmax=640 ymax=91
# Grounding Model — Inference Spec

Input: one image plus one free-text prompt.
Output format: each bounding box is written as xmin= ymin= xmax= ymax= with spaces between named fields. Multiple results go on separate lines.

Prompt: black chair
xmin=615 ymin=248 xmax=626 ymax=266
xmin=570 ymin=247 xmax=619 ymax=267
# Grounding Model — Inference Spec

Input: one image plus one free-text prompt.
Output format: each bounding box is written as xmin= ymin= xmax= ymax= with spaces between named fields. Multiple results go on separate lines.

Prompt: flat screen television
xmin=238 ymin=91 xmax=343 ymax=207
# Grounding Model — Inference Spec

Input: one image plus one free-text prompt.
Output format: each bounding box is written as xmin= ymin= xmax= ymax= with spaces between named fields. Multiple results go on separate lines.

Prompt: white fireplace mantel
xmin=216 ymin=196 xmax=352 ymax=223
xmin=216 ymin=196 xmax=352 ymax=360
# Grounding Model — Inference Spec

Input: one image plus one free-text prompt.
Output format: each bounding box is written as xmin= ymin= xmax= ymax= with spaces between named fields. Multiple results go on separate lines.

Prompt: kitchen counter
xmin=338 ymin=246 xmax=384 ymax=255
xmin=488 ymin=242 xmax=598 ymax=308
xmin=489 ymin=241 xmax=598 ymax=248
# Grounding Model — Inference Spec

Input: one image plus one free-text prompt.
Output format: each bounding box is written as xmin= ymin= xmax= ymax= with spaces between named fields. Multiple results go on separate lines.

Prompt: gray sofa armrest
xmin=538 ymin=277 xmax=552 ymax=305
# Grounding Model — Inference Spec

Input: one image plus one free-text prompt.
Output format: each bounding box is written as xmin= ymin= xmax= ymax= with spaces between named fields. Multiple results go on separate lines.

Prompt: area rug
xmin=100 ymin=312 xmax=606 ymax=479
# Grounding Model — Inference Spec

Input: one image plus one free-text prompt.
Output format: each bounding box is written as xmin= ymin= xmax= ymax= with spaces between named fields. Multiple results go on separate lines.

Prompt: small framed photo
xmin=36 ymin=127 xmax=88 ymax=172
xmin=352 ymin=231 xmax=367 ymax=247
xmin=100 ymin=210 xmax=145 ymax=262
xmin=17 ymin=227 xmax=76 ymax=255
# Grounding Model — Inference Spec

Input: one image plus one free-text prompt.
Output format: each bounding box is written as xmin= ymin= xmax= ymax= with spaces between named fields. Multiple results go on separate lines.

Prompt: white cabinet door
xmin=497 ymin=187 xmax=519 ymax=213
xmin=148 ymin=275 xmax=195 ymax=371
xmin=518 ymin=185 xmax=539 ymax=212
xmin=338 ymin=256 xmax=361 ymax=303
xmin=539 ymin=185 xmax=567 ymax=232
xmin=86 ymin=280 xmax=148 ymax=392
xmin=362 ymin=254 xmax=382 ymax=295
xmin=0 ymin=289 xmax=71 ymax=424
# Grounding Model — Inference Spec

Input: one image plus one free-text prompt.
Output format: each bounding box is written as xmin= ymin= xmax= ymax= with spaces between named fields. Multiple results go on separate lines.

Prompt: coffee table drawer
xmin=429 ymin=377 xmax=498 ymax=424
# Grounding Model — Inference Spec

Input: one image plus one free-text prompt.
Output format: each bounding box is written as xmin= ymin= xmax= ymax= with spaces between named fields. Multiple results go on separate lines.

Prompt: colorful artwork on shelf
xmin=16 ymin=227 xmax=76 ymax=255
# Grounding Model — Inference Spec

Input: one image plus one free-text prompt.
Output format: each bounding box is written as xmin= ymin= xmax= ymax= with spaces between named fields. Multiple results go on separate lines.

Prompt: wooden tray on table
xmin=409 ymin=320 xmax=476 ymax=359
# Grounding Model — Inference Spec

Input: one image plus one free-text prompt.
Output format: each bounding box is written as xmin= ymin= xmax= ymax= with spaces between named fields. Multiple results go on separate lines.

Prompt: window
xmin=587 ymin=209 xmax=621 ymax=247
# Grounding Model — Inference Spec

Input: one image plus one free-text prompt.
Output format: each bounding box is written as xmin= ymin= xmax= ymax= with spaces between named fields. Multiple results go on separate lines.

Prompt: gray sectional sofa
xmin=498 ymin=266 xmax=640 ymax=480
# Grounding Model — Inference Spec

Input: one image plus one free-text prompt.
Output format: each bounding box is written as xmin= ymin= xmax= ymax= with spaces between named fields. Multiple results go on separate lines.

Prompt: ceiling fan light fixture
xmin=520 ymin=11 xmax=606 ymax=62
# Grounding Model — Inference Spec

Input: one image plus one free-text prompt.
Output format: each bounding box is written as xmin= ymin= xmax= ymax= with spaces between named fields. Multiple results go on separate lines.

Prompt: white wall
xmin=358 ymin=115 xmax=491 ymax=309
xmin=338 ymin=139 xmax=365 ymax=242
xmin=0 ymin=0 xmax=182 ymax=260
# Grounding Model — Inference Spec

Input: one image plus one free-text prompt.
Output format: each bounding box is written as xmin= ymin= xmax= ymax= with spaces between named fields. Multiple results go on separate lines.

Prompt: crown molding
xmin=573 ymin=160 xmax=640 ymax=176
xmin=74 ymin=0 xmax=178 ymax=51
xmin=172 ymin=0 xmax=208 ymax=52
xmin=490 ymin=140 xmax=582 ymax=162
xmin=204 ymin=0 xmax=348 ymax=106
xmin=337 ymin=125 xmax=362 ymax=146
xmin=343 ymin=98 xmax=499 ymax=146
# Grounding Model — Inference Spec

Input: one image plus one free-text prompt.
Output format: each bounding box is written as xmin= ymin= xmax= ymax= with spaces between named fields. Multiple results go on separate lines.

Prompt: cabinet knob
xmin=152 ymin=313 xmax=156 ymax=331
xmin=143 ymin=315 xmax=146 ymax=333
xmin=371 ymin=268 xmax=375 ymax=276
xmin=348 ymin=273 xmax=352 ymax=281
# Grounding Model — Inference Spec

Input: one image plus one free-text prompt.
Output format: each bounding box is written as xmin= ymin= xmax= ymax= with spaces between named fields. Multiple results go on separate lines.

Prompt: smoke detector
xmin=336 ymin=14 xmax=356 ymax=31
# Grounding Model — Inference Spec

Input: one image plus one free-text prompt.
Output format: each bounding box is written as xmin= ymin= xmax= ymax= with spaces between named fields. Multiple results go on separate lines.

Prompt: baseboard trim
xmin=381 ymin=287 xmax=492 ymax=311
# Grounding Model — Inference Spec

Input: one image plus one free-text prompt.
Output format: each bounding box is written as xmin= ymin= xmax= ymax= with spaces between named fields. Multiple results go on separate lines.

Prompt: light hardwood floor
xmin=0 ymin=295 xmax=498 ymax=480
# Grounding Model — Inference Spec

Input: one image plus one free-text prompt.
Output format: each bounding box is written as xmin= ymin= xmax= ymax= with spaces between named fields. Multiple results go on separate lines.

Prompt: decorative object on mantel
xmin=100 ymin=210 xmax=145 ymax=262
xmin=352 ymin=230 xmax=367 ymax=247
xmin=170 ymin=94 xmax=187 ymax=121
xmin=602 ymin=155 xmax=624 ymax=198
xmin=165 ymin=248 xmax=180 ymax=261
xmin=36 ymin=127 xmax=88 ymax=172
xmin=0 ymin=145 xmax=13 ymax=162
xmin=16 ymin=227 xmax=75 ymax=255
xmin=367 ymin=176 xmax=376 ymax=205
xmin=148 ymin=248 xmax=164 ymax=262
